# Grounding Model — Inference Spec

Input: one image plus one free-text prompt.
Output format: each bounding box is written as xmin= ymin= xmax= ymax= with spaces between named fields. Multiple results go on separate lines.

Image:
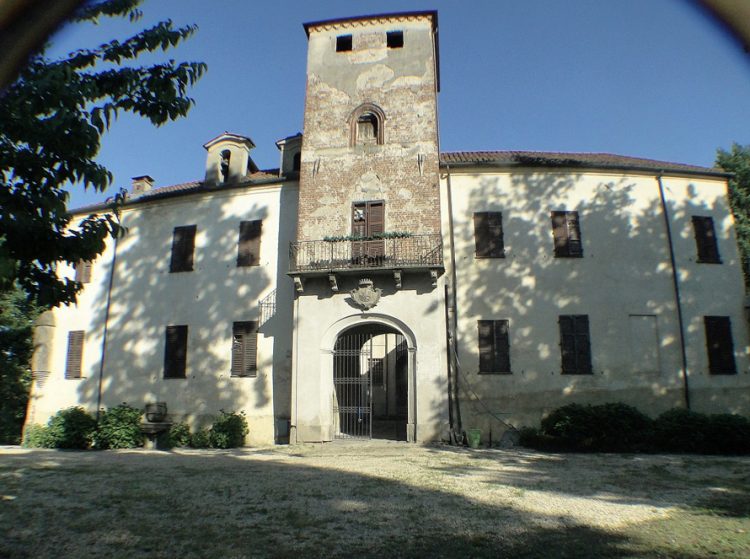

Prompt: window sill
xmin=709 ymin=370 xmax=737 ymax=375
xmin=696 ymin=259 xmax=722 ymax=265
xmin=478 ymin=371 xmax=512 ymax=375
xmin=474 ymin=254 xmax=506 ymax=259
xmin=553 ymin=254 xmax=583 ymax=259
xmin=230 ymin=373 xmax=258 ymax=378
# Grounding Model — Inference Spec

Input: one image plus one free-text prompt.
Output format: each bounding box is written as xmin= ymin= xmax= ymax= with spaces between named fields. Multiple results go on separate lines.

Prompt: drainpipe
xmin=657 ymin=174 xmax=691 ymax=409
xmin=96 ymin=230 xmax=120 ymax=421
xmin=444 ymin=164 xmax=463 ymax=439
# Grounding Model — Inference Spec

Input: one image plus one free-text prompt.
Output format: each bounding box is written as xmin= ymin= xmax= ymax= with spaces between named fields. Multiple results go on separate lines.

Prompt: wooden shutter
xmin=552 ymin=211 xmax=582 ymax=257
xmin=705 ymin=316 xmax=736 ymax=374
xmin=367 ymin=201 xmax=384 ymax=237
xmin=237 ymin=220 xmax=262 ymax=267
xmin=494 ymin=320 xmax=511 ymax=372
xmin=478 ymin=320 xmax=511 ymax=373
xmin=75 ymin=260 xmax=92 ymax=283
xmin=164 ymin=325 xmax=188 ymax=378
xmin=693 ymin=216 xmax=721 ymax=263
xmin=474 ymin=212 xmax=505 ymax=258
xmin=231 ymin=321 xmax=258 ymax=377
xmin=478 ymin=320 xmax=494 ymax=372
xmin=560 ymin=315 xmax=592 ymax=374
xmin=169 ymin=225 xmax=196 ymax=272
xmin=65 ymin=330 xmax=84 ymax=379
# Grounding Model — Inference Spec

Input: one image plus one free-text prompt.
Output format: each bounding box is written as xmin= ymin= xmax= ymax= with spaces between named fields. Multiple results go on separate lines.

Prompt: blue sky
xmin=46 ymin=0 xmax=750 ymax=209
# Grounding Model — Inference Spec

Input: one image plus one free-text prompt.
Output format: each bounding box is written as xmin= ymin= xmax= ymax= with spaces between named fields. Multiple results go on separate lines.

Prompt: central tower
xmin=297 ymin=11 xmax=441 ymax=242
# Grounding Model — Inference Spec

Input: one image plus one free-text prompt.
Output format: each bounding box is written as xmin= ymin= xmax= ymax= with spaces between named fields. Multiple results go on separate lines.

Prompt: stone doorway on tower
xmin=332 ymin=324 xmax=409 ymax=441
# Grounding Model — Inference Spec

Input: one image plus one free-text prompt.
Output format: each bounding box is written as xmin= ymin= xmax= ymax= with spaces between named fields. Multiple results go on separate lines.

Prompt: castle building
xmin=25 ymin=11 xmax=750 ymax=445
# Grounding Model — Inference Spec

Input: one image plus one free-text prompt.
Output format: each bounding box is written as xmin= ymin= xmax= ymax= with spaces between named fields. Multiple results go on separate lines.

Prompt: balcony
xmin=289 ymin=234 xmax=443 ymax=291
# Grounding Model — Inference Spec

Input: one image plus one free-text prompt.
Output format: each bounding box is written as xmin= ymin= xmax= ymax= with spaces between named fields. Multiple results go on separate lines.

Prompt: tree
xmin=0 ymin=0 xmax=206 ymax=307
xmin=0 ymin=286 xmax=39 ymax=443
xmin=716 ymin=143 xmax=750 ymax=285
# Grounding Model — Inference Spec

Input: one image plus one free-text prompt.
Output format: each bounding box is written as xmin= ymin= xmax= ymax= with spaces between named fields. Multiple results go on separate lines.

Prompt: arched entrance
xmin=332 ymin=324 xmax=410 ymax=441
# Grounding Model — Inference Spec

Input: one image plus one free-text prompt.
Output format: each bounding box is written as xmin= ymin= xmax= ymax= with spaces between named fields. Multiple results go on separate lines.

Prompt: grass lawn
xmin=1 ymin=442 xmax=748 ymax=558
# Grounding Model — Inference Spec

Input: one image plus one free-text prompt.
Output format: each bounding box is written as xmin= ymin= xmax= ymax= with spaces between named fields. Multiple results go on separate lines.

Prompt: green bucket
xmin=467 ymin=429 xmax=481 ymax=449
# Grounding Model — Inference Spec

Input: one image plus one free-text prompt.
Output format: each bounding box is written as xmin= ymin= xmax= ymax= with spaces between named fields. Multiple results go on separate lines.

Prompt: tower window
xmin=293 ymin=152 xmax=301 ymax=172
xmin=357 ymin=113 xmax=378 ymax=144
xmin=220 ymin=150 xmax=231 ymax=183
xmin=336 ymin=34 xmax=352 ymax=52
xmin=387 ymin=31 xmax=404 ymax=48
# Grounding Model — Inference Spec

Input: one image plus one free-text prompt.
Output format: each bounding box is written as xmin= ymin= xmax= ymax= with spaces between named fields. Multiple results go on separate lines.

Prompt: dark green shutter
xmin=705 ymin=316 xmax=736 ymax=374
xmin=693 ymin=216 xmax=721 ymax=263
xmin=560 ymin=315 xmax=591 ymax=374
xmin=237 ymin=220 xmax=262 ymax=267
xmin=478 ymin=320 xmax=494 ymax=373
xmin=170 ymin=226 xmax=196 ymax=272
xmin=474 ymin=212 xmax=505 ymax=258
xmin=164 ymin=325 xmax=188 ymax=378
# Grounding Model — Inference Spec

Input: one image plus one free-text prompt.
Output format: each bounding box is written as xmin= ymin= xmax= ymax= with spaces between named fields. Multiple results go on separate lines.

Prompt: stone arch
xmin=348 ymin=102 xmax=386 ymax=146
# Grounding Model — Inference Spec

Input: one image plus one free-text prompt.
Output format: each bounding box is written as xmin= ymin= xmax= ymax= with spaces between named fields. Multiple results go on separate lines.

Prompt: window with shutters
xmin=559 ymin=315 xmax=592 ymax=374
xmin=473 ymin=212 xmax=505 ymax=258
xmin=237 ymin=220 xmax=262 ymax=267
xmin=352 ymin=200 xmax=385 ymax=260
xmin=704 ymin=316 xmax=736 ymax=374
xmin=74 ymin=260 xmax=92 ymax=283
xmin=692 ymin=216 xmax=721 ymax=264
xmin=477 ymin=320 xmax=511 ymax=373
xmin=231 ymin=321 xmax=258 ymax=377
xmin=65 ymin=330 xmax=85 ymax=379
xmin=169 ymin=225 xmax=196 ymax=273
xmin=164 ymin=325 xmax=188 ymax=379
xmin=551 ymin=211 xmax=583 ymax=257
xmin=349 ymin=103 xmax=385 ymax=146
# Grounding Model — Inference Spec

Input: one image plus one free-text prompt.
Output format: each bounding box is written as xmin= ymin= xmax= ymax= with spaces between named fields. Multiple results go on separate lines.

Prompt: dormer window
xmin=220 ymin=150 xmax=231 ymax=183
xmin=349 ymin=103 xmax=385 ymax=146
xmin=387 ymin=31 xmax=404 ymax=48
xmin=336 ymin=34 xmax=353 ymax=52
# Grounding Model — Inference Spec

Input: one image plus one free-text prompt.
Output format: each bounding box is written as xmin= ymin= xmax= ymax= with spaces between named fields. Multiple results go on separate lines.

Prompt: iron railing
xmin=289 ymin=234 xmax=442 ymax=273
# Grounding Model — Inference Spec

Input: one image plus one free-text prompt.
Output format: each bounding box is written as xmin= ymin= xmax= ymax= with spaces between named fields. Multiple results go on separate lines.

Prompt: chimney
xmin=131 ymin=175 xmax=154 ymax=194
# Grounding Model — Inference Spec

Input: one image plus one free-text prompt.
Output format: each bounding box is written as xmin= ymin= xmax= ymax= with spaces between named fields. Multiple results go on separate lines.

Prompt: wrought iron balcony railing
xmin=289 ymin=234 xmax=443 ymax=273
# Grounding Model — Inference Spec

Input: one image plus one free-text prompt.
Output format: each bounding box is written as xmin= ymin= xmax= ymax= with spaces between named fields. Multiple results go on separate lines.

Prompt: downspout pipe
xmin=657 ymin=174 xmax=691 ymax=409
xmin=444 ymin=163 xmax=463 ymax=439
xmin=96 ymin=231 xmax=119 ymax=421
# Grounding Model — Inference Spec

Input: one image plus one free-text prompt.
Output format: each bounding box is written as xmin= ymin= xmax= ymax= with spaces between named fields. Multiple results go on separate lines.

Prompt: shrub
xmin=95 ymin=403 xmax=143 ymax=449
xmin=208 ymin=410 xmax=248 ymax=449
xmin=190 ymin=428 xmax=211 ymax=449
xmin=22 ymin=424 xmax=53 ymax=448
xmin=46 ymin=406 xmax=96 ymax=449
xmin=161 ymin=422 xmax=192 ymax=448
xmin=539 ymin=402 xmax=652 ymax=452
xmin=651 ymin=408 xmax=711 ymax=453
xmin=704 ymin=413 xmax=750 ymax=455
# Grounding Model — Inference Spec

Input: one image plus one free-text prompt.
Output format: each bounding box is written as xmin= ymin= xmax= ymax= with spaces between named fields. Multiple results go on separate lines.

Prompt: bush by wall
xmin=521 ymin=403 xmax=750 ymax=455
xmin=161 ymin=421 xmax=191 ymax=448
xmin=208 ymin=411 xmax=248 ymax=449
xmin=22 ymin=423 xmax=54 ymax=448
xmin=41 ymin=406 xmax=97 ymax=449
xmin=94 ymin=403 xmax=143 ymax=449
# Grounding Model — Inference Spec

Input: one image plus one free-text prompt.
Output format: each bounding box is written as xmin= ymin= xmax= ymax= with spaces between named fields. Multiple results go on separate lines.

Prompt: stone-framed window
xmin=349 ymin=103 xmax=386 ymax=146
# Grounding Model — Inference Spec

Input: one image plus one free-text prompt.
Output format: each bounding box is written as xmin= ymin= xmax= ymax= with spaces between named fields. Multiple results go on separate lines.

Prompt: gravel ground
xmin=1 ymin=441 xmax=748 ymax=558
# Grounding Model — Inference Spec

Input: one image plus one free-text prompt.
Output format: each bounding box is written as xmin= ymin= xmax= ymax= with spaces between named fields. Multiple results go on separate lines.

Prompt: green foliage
xmin=45 ymin=406 xmax=97 ymax=449
xmin=539 ymin=403 xmax=651 ymax=452
xmin=22 ymin=424 xmax=54 ymax=448
xmin=95 ymin=403 xmax=143 ymax=449
xmin=323 ymin=231 xmax=412 ymax=242
xmin=652 ymin=409 xmax=750 ymax=455
xmin=0 ymin=286 xmax=40 ymax=443
xmin=159 ymin=421 xmax=191 ymax=449
xmin=716 ymin=143 xmax=750 ymax=285
xmin=0 ymin=0 xmax=206 ymax=307
xmin=208 ymin=411 xmax=248 ymax=449
xmin=523 ymin=403 xmax=750 ymax=455
xmin=190 ymin=428 xmax=211 ymax=449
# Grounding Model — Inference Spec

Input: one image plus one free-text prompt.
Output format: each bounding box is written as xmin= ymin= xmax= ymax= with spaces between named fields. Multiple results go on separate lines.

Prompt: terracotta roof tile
xmin=440 ymin=151 xmax=725 ymax=175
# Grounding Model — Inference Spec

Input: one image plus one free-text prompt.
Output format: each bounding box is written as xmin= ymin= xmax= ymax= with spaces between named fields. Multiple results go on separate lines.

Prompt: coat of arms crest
xmin=350 ymin=278 xmax=381 ymax=310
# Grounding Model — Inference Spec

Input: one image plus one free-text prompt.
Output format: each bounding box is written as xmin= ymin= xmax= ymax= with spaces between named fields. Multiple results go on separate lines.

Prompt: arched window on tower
xmin=220 ymin=150 xmax=231 ymax=183
xmin=349 ymin=103 xmax=385 ymax=147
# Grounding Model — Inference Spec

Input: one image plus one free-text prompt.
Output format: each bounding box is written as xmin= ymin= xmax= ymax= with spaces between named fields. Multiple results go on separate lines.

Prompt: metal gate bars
xmin=333 ymin=332 xmax=374 ymax=439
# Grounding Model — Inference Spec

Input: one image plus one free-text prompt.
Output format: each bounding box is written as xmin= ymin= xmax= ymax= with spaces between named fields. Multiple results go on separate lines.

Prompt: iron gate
xmin=333 ymin=332 xmax=374 ymax=439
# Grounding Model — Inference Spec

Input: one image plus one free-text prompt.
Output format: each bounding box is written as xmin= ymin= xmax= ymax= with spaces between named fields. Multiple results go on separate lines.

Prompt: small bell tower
xmin=203 ymin=132 xmax=257 ymax=186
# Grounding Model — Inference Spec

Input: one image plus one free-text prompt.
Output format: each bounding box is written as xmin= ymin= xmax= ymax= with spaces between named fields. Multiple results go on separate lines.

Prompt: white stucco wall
xmin=443 ymin=167 xmax=750 ymax=439
xmin=25 ymin=181 xmax=298 ymax=446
